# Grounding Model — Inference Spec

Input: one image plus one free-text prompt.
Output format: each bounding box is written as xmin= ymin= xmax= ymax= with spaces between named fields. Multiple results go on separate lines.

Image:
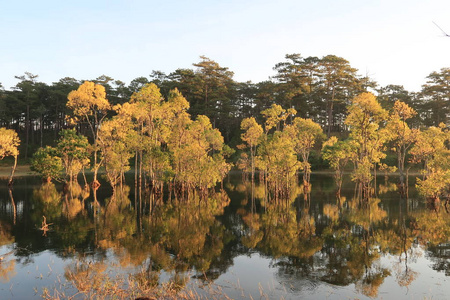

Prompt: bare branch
xmin=433 ymin=21 xmax=450 ymax=37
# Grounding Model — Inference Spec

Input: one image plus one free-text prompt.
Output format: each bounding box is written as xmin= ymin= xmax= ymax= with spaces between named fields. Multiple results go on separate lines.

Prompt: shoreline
xmin=0 ymin=165 xmax=424 ymax=179
xmin=0 ymin=165 xmax=36 ymax=179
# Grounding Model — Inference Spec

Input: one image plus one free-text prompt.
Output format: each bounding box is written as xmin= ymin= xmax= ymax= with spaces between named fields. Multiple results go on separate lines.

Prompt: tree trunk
xmin=25 ymin=105 xmax=30 ymax=158
xmin=8 ymin=155 xmax=17 ymax=187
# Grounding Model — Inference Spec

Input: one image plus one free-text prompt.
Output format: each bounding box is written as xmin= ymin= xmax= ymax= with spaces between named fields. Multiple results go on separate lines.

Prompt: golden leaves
xmin=67 ymin=81 xmax=110 ymax=116
xmin=0 ymin=128 xmax=20 ymax=159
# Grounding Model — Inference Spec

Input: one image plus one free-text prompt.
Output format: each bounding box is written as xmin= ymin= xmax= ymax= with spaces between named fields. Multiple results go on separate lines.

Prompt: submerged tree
xmin=260 ymin=104 xmax=296 ymax=134
xmin=98 ymin=115 xmax=136 ymax=191
xmin=345 ymin=92 xmax=389 ymax=201
xmin=67 ymin=81 xmax=111 ymax=187
xmin=322 ymin=136 xmax=353 ymax=196
xmin=258 ymin=128 xmax=300 ymax=201
xmin=169 ymin=114 xmax=231 ymax=194
xmin=410 ymin=124 xmax=450 ymax=203
xmin=239 ymin=117 xmax=263 ymax=181
xmin=386 ymin=100 xmax=418 ymax=191
xmin=285 ymin=117 xmax=324 ymax=187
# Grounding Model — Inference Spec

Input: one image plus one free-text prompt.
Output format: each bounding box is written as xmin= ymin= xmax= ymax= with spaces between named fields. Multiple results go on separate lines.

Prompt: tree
xmin=420 ymin=68 xmax=450 ymax=126
xmin=345 ymin=92 xmax=389 ymax=201
xmin=257 ymin=129 xmax=300 ymax=201
xmin=169 ymin=57 xmax=237 ymax=141
xmin=0 ymin=128 xmax=20 ymax=186
xmin=98 ymin=115 xmax=136 ymax=190
xmin=13 ymin=72 xmax=39 ymax=158
xmin=169 ymin=114 xmax=230 ymax=194
xmin=409 ymin=124 xmax=450 ymax=202
xmin=31 ymin=146 xmax=63 ymax=183
xmin=377 ymin=85 xmax=413 ymax=111
xmin=128 ymin=76 xmax=150 ymax=94
xmin=272 ymin=54 xmax=320 ymax=118
xmin=126 ymin=83 xmax=165 ymax=192
xmin=67 ymin=81 xmax=111 ymax=187
xmin=285 ymin=117 xmax=324 ymax=186
xmin=260 ymin=104 xmax=296 ymax=133
xmin=56 ymin=129 xmax=90 ymax=183
xmin=240 ymin=117 xmax=263 ymax=181
xmin=318 ymin=55 xmax=361 ymax=137
xmin=322 ymin=137 xmax=353 ymax=195
xmin=47 ymin=77 xmax=80 ymax=137
xmin=386 ymin=101 xmax=418 ymax=190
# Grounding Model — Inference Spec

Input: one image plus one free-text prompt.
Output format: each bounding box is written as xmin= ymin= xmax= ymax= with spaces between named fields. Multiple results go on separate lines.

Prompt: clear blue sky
xmin=1 ymin=0 xmax=449 ymax=92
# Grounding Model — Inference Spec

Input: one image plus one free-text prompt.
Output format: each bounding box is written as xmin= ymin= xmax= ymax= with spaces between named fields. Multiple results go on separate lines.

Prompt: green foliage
xmin=410 ymin=125 xmax=450 ymax=200
xmin=258 ymin=130 xmax=300 ymax=197
xmin=345 ymin=92 xmax=389 ymax=199
xmin=322 ymin=136 xmax=353 ymax=192
xmin=67 ymin=81 xmax=111 ymax=184
xmin=285 ymin=117 xmax=325 ymax=184
xmin=3 ymin=55 xmax=450 ymax=205
xmin=31 ymin=146 xmax=63 ymax=181
xmin=57 ymin=129 xmax=90 ymax=182
xmin=260 ymin=104 xmax=296 ymax=133
xmin=99 ymin=116 xmax=136 ymax=187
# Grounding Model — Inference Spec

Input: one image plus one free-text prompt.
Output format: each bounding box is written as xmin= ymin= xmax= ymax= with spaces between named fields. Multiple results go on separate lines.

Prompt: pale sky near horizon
xmin=1 ymin=0 xmax=449 ymax=92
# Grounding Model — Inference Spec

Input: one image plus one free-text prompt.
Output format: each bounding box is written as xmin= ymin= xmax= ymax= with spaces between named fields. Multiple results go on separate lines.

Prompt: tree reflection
xmin=9 ymin=174 xmax=450 ymax=299
xmin=235 ymin=180 xmax=410 ymax=298
xmin=31 ymin=182 xmax=63 ymax=226
xmin=0 ymin=221 xmax=16 ymax=283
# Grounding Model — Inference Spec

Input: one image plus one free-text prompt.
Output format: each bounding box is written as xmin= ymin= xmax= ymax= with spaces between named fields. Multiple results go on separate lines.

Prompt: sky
xmin=1 ymin=0 xmax=450 ymax=92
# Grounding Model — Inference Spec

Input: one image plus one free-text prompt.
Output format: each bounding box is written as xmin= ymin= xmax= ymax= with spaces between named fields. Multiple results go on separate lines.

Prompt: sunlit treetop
xmin=345 ymin=92 xmax=387 ymax=129
xmin=261 ymin=104 xmax=297 ymax=133
xmin=130 ymin=82 xmax=163 ymax=105
xmin=0 ymin=128 xmax=20 ymax=159
xmin=240 ymin=117 xmax=263 ymax=149
xmin=67 ymin=81 xmax=110 ymax=118
xmin=391 ymin=100 xmax=416 ymax=121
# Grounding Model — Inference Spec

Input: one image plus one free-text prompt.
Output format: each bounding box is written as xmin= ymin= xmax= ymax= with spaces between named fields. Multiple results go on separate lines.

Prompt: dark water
xmin=0 ymin=173 xmax=449 ymax=299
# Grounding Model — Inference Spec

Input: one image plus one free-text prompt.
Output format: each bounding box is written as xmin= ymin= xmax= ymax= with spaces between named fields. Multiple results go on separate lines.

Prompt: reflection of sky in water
xmin=0 ymin=247 xmax=69 ymax=299
xmin=215 ymin=249 xmax=450 ymax=300
xmin=215 ymin=253 xmax=363 ymax=299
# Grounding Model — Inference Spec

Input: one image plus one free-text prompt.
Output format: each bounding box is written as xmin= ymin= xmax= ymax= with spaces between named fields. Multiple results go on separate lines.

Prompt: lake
xmin=0 ymin=173 xmax=448 ymax=299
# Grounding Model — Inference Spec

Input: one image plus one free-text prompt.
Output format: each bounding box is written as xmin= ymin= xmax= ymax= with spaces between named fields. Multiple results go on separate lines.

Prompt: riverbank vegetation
xmin=1 ymin=54 xmax=450 ymax=203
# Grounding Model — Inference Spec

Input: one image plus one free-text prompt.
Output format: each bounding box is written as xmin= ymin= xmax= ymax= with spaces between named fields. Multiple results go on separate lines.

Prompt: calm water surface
xmin=0 ymin=173 xmax=448 ymax=299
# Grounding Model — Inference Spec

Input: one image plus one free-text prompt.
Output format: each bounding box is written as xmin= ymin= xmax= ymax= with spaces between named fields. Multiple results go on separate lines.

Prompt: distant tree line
xmin=1 ymin=54 xmax=450 ymax=204
xmin=1 ymin=54 xmax=449 ymax=157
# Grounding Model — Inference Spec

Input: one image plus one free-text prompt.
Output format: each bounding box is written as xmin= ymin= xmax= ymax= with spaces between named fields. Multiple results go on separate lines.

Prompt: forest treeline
xmin=1 ymin=54 xmax=449 ymax=154
xmin=1 ymin=54 xmax=450 ymax=202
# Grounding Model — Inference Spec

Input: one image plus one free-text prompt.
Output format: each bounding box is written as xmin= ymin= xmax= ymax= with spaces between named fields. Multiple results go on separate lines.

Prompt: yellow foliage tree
xmin=386 ymin=100 xmax=418 ymax=189
xmin=0 ymin=128 xmax=20 ymax=186
xmin=240 ymin=117 xmax=263 ymax=181
xmin=410 ymin=124 xmax=450 ymax=202
xmin=285 ymin=117 xmax=324 ymax=186
xmin=67 ymin=81 xmax=111 ymax=187
xmin=345 ymin=92 xmax=389 ymax=201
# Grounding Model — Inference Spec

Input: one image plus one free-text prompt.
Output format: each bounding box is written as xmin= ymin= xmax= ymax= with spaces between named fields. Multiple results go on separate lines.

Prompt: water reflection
xmin=230 ymin=177 xmax=432 ymax=298
xmin=0 ymin=175 xmax=450 ymax=298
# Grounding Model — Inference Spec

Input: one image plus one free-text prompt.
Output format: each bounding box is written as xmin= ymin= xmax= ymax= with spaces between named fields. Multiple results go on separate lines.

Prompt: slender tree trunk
xmin=25 ymin=105 xmax=30 ymax=158
xmin=8 ymin=155 xmax=17 ymax=187
xmin=327 ymin=87 xmax=336 ymax=138
xmin=8 ymin=188 xmax=16 ymax=225
xmin=40 ymin=113 xmax=43 ymax=147
xmin=92 ymin=142 xmax=100 ymax=188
